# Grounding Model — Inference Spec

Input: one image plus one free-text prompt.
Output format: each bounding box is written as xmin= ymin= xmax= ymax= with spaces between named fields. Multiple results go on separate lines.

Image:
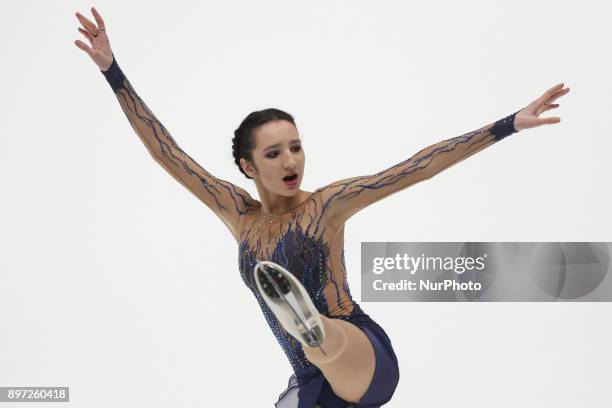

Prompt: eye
xmin=265 ymin=146 xmax=301 ymax=159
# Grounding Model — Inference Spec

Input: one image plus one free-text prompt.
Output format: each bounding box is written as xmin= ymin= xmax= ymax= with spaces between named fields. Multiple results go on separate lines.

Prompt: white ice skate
xmin=254 ymin=260 xmax=327 ymax=355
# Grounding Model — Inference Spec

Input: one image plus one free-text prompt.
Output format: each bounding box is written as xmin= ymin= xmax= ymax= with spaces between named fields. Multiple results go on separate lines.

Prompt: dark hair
xmin=232 ymin=108 xmax=296 ymax=179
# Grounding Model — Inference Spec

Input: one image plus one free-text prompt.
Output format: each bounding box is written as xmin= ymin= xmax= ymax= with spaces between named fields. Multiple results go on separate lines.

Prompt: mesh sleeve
xmin=101 ymin=54 xmax=256 ymax=240
xmin=317 ymin=112 xmax=520 ymax=228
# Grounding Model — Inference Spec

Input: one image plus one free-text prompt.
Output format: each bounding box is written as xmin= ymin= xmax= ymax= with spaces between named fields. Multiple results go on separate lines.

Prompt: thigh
xmin=316 ymin=322 xmax=400 ymax=407
xmin=316 ymin=319 xmax=376 ymax=403
xmin=351 ymin=325 xmax=400 ymax=407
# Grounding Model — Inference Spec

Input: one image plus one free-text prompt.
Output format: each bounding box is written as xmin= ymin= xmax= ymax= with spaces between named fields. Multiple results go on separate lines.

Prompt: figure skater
xmin=74 ymin=7 xmax=570 ymax=408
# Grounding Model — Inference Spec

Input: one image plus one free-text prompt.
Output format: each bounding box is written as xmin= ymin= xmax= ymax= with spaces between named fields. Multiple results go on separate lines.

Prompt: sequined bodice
xmin=237 ymin=192 xmax=366 ymax=371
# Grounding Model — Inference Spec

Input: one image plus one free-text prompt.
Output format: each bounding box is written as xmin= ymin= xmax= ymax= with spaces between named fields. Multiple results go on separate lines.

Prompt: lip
xmin=283 ymin=173 xmax=299 ymax=188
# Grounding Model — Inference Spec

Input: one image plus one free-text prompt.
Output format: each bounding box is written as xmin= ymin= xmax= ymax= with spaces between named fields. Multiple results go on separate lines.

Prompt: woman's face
xmin=246 ymin=119 xmax=305 ymax=196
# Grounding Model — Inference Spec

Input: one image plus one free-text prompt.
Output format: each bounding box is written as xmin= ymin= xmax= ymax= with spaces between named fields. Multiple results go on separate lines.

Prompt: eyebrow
xmin=263 ymin=139 xmax=301 ymax=152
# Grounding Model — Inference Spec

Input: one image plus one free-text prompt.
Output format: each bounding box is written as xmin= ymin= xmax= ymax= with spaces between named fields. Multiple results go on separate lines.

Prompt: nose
xmin=284 ymin=153 xmax=297 ymax=171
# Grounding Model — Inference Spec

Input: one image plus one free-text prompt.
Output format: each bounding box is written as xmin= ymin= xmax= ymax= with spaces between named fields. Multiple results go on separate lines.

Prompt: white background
xmin=1 ymin=0 xmax=611 ymax=407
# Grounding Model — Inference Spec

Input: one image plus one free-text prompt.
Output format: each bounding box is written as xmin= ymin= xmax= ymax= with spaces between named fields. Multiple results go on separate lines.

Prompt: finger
xmin=76 ymin=17 xmax=92 ymax=35
xmin=540 ymin=83 xmax=565 ymax=102
xmin=546 ymin=88 xmax=570 ymax=104
xmin=540 ymin=116 xmax=561 ymax=126
xmin=546 ymin=82 xmax=565 ymax=95
xmin=75 ymin=11 xmax=99 ymax=36
xmin=78 ymin=27 xmax=94 ymax=46
xmin=545 ymin=104 xmax=560 ymax=112
xmin=91 ymin=7 xmax=106 ymax=30
xmin=76 ymin=14 xmax=97 ymax=37
xmin=74 ymin=39 xmax=95 ymax=58
xmin=538 ymin=104 xmax=559 ymax=115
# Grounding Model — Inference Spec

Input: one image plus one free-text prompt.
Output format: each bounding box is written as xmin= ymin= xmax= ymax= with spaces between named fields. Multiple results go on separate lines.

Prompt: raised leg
xmin=302 ymin=315 xmax=376 ymax=404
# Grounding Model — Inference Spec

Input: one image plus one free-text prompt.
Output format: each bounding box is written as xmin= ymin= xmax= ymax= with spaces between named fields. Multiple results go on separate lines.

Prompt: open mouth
xmin=283 ymin=173 xmax=298 ymax=187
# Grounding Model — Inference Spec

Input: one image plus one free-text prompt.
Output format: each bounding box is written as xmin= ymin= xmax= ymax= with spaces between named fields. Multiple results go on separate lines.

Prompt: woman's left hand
xmin=514 ymin=83 xmax=570 ymax=132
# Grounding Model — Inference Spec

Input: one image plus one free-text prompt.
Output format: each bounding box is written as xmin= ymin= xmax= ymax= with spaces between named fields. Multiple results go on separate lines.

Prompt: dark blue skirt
xmin=275 ymin=314 xmax=400 ymax=408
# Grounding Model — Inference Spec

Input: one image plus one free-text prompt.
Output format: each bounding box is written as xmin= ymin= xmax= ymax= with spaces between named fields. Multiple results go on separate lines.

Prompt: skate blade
xmin=257 ymin=262 xmax=326 ymax=351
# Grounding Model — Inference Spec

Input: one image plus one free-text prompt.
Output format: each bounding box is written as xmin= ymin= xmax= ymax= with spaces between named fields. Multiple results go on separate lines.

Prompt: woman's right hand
xmin=74 ymin=6 xmax=114 ymax=71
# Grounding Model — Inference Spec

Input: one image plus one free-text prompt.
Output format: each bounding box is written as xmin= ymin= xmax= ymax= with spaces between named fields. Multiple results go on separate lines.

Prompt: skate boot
xmin=254 ymin=260 xmax=327 ymax=354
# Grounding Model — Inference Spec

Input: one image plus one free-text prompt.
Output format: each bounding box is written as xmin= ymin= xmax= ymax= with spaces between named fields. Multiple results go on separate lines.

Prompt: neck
xmin=257 ymin=186 xmax=311 ymax=216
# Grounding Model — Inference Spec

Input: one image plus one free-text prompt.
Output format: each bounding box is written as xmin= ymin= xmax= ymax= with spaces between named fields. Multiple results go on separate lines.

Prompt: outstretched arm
xmin=101 ymin=56 xmax=256 ymax=241
xmin=318 ymin=82 xmax=570 ymax=229
xmin=317 ymin=113 xmax=518 ymax=229
xmin=74 ymin=7 xmax=255 ymax=241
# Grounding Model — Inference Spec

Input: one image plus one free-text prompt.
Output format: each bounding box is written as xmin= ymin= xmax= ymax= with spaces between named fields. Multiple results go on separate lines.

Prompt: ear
xmin=240 ymin=157 xmax=257 ymax=178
